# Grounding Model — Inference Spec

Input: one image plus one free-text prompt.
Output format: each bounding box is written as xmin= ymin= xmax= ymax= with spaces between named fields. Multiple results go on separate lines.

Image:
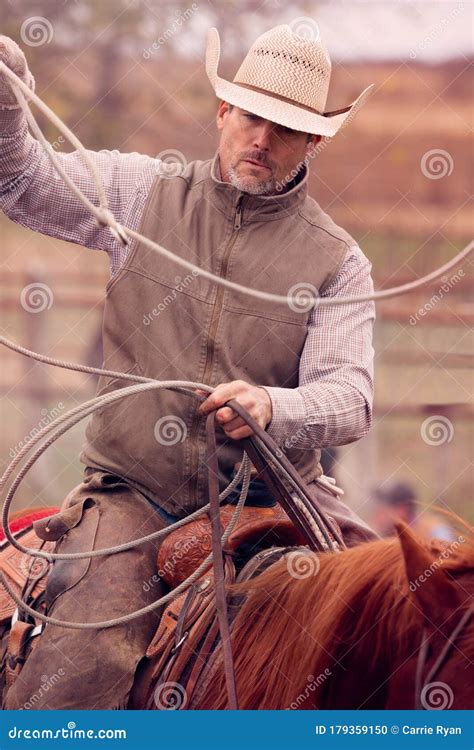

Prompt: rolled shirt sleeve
xmin=261 ymin=244 xmax=375 ymax=449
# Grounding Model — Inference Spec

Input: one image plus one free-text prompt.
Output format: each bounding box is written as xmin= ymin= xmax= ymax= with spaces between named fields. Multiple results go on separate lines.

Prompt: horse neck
xmin=314 ymin=619 xmax=418 ymax=709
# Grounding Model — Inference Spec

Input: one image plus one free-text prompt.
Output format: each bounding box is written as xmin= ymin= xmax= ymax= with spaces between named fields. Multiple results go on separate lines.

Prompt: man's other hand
xmin=196 ymin=380 xmax=272 ymax=439
xmin=0 ymin=35 xmax=35 ymax=109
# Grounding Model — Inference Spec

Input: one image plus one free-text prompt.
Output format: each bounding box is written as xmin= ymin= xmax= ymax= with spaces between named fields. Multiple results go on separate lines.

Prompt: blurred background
xmin=0 ymin=1 xmax=472 ymax=535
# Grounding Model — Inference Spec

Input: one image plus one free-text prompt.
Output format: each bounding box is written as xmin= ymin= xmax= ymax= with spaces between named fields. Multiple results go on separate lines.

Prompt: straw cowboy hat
xmin=205 ymin=24 xmax=374 ymax=138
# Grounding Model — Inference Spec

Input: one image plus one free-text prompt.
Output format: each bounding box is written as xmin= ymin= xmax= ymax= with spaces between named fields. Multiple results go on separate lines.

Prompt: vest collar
xmin=207 ymin=150 xmax=308 ymax=222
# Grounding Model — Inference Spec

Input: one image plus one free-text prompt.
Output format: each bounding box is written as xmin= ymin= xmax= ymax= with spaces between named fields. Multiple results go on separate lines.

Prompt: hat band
xmin=230 ymin=80 xmax=353 ymax=119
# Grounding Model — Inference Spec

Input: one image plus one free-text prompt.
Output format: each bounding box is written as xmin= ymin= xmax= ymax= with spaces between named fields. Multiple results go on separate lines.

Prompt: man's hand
xmin=196 ymin=380 xmax=272 ymax=440
xmin=0 ymin=35 xmax=35 ymax=109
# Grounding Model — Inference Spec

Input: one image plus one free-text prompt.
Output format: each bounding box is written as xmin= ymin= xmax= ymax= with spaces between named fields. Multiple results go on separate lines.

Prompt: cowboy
xmin=0 ymin=25 xmax=377 ymax=709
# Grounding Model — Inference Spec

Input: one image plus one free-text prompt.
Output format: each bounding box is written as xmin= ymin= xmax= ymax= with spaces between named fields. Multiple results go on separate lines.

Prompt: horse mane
xmin=196 ymin=515 xmax=473 ymax=709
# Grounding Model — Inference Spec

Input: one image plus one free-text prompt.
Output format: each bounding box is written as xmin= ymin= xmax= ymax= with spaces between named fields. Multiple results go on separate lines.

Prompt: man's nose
xmin=252 ymin=122 xmax=274 ymax=150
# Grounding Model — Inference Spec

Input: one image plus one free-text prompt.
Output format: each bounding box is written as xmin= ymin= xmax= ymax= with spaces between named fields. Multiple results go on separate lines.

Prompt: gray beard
xmin=228 ymin=165 xmax=277 ymax=196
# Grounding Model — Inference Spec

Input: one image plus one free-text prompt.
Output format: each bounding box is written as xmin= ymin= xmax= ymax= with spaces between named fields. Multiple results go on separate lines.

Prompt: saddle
xmin=0 ymin=520 xmax=56 ymax=692
xmin=157 ymin=502 xmax=306 ymax=588
xmin=130 ymin=502 xmax=310 ymax=709
xmin=0 ymin=496 xmax=340 ymax=708
xmin=0 ymin=506 xmax=60 ymax=627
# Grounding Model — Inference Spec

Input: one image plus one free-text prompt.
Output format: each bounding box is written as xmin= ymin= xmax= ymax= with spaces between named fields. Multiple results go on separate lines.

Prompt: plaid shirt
xmin=0 ymin=108 xmax=375 ymax=450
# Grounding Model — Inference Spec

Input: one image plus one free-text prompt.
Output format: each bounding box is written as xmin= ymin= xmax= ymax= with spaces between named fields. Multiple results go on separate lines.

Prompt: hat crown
xmin=233 ymin=24 xmax=332 ymax=114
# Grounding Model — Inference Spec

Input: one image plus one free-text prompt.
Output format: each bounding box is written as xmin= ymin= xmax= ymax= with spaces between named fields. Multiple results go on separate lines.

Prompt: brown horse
xmin=1 ymin=509 xmax=472 ymax=710
xmin=194 ymin=519 xmax=473 ymax=709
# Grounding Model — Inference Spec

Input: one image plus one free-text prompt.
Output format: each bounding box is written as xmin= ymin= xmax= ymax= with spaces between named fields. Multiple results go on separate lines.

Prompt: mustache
xmin=240 ymin=152 xmax=272 ymax=169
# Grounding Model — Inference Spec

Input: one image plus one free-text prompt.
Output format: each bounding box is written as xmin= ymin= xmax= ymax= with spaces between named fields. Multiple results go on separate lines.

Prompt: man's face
xmin=216 ymin=102 xmax=321 ymax=195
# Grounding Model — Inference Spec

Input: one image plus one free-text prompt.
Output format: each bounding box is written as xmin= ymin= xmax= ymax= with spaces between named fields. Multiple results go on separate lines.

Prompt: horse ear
xmin=395 ymin=522 xmax=463 ymax=626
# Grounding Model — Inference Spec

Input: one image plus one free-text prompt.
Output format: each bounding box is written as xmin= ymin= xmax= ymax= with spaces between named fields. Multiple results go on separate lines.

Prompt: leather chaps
xmin=3 ymin=469 xmax=167 ymax=710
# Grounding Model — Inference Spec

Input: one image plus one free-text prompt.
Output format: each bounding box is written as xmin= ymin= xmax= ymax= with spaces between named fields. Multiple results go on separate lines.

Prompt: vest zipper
xmin=188 ymin=194 xmax=245 ymax=505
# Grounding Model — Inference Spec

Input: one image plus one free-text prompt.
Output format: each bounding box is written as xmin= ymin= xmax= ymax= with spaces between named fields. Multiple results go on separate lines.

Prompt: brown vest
xmin=80 ymin=153 xmax=355 ymax=516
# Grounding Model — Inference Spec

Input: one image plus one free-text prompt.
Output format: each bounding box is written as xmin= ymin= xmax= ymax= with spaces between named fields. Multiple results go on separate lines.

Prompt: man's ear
xmin=306 ymin=134 xmax=322 ymax=158
xmin=217 ymin=100 xmax=231 ymax=131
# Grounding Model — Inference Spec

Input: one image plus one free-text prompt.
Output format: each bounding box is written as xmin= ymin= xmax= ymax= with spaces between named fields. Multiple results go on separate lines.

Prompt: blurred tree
xmin=4 ymin=1 xmax=156 ymax=146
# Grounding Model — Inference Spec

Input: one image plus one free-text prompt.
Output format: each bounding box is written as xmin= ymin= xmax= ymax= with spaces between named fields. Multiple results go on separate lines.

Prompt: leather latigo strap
xmin=5 ymin=620 xmax=36 ymax=690
xmin=131 ymin=562 xmax=235 ymax=710
xmin=206 ymin=411 xmax=239 ymax=710
xmin=225 ymin=399 xmax=344 ymax=551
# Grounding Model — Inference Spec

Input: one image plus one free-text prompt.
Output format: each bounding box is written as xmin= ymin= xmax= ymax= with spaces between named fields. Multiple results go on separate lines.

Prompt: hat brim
xmin=205 ymin=27 xmax=374 ymax=138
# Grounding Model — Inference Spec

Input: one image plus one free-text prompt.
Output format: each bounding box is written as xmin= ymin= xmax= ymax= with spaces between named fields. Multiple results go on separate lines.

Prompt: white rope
xmin=1 ymin=450 xmax=252 ymax=629
xmin=0 ymin=60 xmax=471 ymax=630
xmin=0 ymin=61 xmax=471 ymax=309
xmin=0 ymin=375 xmax=254 ymax=628
xmin=1 ymin=382 xmax=240 ymax=560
